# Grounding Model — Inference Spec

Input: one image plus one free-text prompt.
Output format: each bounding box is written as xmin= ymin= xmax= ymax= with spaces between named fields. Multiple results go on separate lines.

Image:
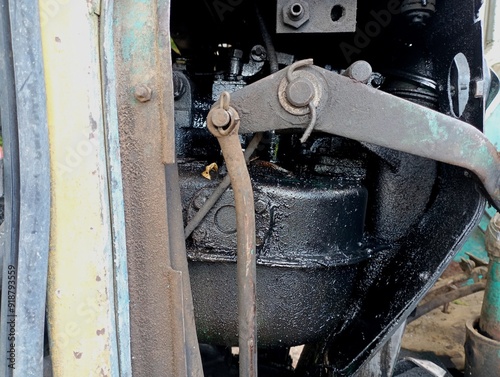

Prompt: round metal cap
xmin=285 ymin=78 xmax=314 ymax=107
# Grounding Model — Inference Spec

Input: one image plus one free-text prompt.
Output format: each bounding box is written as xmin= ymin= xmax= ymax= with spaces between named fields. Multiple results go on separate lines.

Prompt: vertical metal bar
xmin=480 ymin=213 xmax=500 ymax=340
xmin=112 ymin=0 xmax=189 ymax=376
xmin=207 ymin=99 xmax=257 ymax=377
xmin=7 ymin=0 xmax=51 ymax=375
xmin=100 ymin=1 xmax=133 ymax=375
xmin=0 ymin=1 xmax=20 ymax=376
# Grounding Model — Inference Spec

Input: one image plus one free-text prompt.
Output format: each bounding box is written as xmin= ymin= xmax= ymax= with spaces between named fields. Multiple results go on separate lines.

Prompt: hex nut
xmin=134 ymin=84 xmax=152 ymax=102
xmin=282 ymin=1 xmax=310 ymax=29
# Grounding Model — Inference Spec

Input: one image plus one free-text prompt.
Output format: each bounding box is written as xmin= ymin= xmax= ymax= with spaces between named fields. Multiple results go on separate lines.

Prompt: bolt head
xmin=286 ymin=78 xmax=314 ymax=107
xmin=282 ymin=1 xmax=310 ymax=29
xmin=254 ymin=200 xmax=268 ymax=214
xmin=211 ymin=108 xmax=231 ymax=128
xmin=251 ymin=45 xmax=267 ymax=62
xmin=134 ymin=84 xmax=152 ymax=102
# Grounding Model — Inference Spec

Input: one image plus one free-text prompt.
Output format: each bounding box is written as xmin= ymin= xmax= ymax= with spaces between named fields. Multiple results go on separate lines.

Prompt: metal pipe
xmin=465 ymin=318 xmax=500 ymax=377
xmin=184 ymin=132 xmax=263 ymax=239
xmin=256 ymin=6 xmax=278 ymax=74
xmin=207 ymin=92 xmax=257 ymax=377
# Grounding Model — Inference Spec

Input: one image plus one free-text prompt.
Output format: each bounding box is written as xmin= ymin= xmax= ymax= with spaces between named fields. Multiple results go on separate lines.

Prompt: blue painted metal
xmin=0 ymin=1 xmax=21 ymax=376
xmin=101 ymin=1 xmax=133 ymax=375
xmin=0 ymin=1 xmax=51 ymax=376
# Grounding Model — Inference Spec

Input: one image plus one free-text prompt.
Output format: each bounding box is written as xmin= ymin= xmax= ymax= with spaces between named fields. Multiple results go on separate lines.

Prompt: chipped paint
xmin=40 ymin=0 xmax=120 ymax=375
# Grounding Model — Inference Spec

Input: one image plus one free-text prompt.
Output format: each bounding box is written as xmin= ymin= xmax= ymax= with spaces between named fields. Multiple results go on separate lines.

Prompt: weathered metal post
xmin=465 ymin=212 xmax=500 ymax=376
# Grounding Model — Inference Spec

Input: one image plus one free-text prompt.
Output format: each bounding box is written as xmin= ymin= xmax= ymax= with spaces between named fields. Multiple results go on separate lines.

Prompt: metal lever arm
xmin=207 ymin=92 xmax=258 ymax=377
xmin=228 ymin=63 xmax=500 ymax=210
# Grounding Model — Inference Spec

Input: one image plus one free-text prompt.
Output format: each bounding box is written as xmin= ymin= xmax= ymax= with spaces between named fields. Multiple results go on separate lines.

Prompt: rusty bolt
xmin=134 ymin=84 xmax=152 ymax=102
xmin=192 ymin=192 xmax=208 ymax=210
xmin=254 ymin=200 xmax=268 ymax=214
xmin=211 ymin=108 xmax=231 ymax=128
xmin=251 ymin=45 xmax=267 ymax=62
xmin=286 ymin=78 xmax=314 ymax=107
xmin=282 ymin=1 xmax=310 ymax=29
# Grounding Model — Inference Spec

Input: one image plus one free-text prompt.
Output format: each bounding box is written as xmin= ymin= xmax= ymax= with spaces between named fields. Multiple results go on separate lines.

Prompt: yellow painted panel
xmin=39 ymin=0 xmax=117 ymax=375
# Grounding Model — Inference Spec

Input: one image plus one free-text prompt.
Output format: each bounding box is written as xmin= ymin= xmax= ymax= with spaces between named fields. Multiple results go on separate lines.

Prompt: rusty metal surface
xmin=207 ymin=93 xmax=257 ymax=377
xmin=229 ymin=64 xmax=500 ymax=209
xmin=465 ymin=318 xmax=500 ymax=377
xmin=165 ymin=163 xmax=204 ymax=377
xmin=112 ymin=0 xmax=189 ymax=376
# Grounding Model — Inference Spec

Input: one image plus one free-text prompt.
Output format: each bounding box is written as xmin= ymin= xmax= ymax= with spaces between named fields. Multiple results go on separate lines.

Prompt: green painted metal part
xmin=480 ymin=256 xmax=500 ymax=339
xmin=479 ymin=213 xmax=500 ymax=341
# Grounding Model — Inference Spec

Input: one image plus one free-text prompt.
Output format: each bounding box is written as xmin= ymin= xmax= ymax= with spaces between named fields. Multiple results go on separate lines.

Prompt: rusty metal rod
xmin=408 ymin=281 xmax=486 ymax=323
xmin=184 ymin=132 xmax=263 ymax=239
xmin=207 ymin=93 xmax=257 ymax=377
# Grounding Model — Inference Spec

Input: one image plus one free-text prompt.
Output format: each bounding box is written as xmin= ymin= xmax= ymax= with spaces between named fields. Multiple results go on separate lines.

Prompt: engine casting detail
xmin=168 ymin=0 xmax=496 ymax=374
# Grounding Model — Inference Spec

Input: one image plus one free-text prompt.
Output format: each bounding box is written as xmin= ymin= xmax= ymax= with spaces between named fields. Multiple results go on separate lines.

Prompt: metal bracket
xmin=228 ymin=62 xmax=500 ymax=210
xmin=276 ymin=0 xmax=357 ymax=33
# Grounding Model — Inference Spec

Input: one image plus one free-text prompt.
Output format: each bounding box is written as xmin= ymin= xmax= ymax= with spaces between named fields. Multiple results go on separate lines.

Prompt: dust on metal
xmin=206 ymin=92 xmax=258 ymax=377
xmin=229 ymin=63 xmax=500 ymax=210
xmin=134 ymin=84 xmax=152 ymax=102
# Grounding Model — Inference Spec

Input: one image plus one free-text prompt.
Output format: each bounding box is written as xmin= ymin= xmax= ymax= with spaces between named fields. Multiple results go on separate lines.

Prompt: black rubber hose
xmin=256 ymin=6 xmax=279 ymax=74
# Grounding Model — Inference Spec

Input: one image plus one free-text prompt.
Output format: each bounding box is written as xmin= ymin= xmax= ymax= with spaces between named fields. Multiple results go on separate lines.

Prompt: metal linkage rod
xmin=207 ymin=92 xmax=258 ymax=377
